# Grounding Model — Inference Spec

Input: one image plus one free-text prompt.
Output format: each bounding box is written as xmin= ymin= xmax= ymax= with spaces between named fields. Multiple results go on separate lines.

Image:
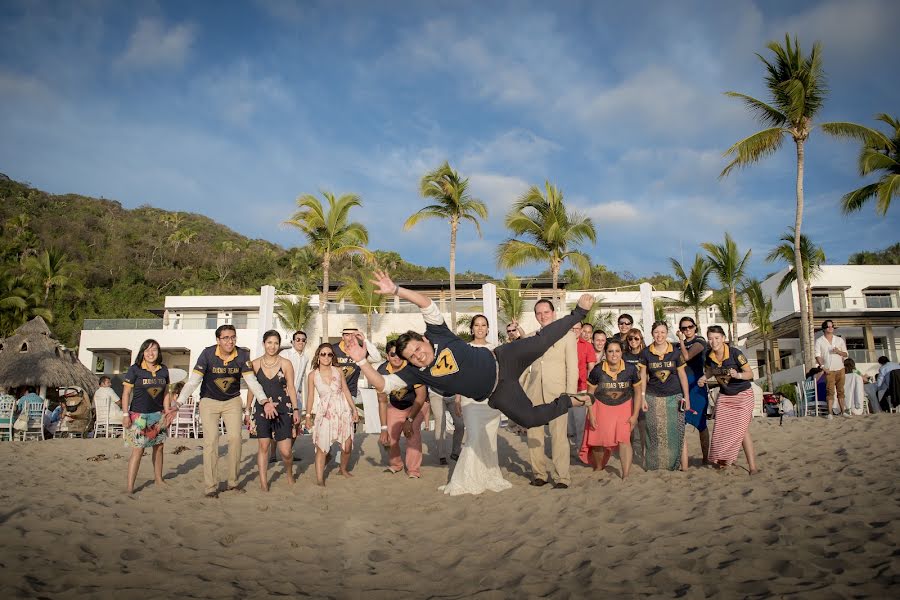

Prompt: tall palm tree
xmin=404 ymin=161 xmax=488 ymax=328
xmin=743 ymin=278 xmax=775 ymax=391
xmin=766 ymin=228 xmax=826 ymax=359
xmin=0 ymin=272 xmax=52 ymax=336
xmin=497 ymin=273 xmax=527 ymax=326
xmin=701 ymin=233 xmax=751 ymax=342
xmin=284 ymin=191 xmax=371 ymax=343
xmin=496 ymin=181 xmax=596 ymax=309
xmin=274 ymin=296 xmax=314 ymax=333
xmin=337 ymin=278 xmax=386 ymax=339
xmin=23 ymin=247 xmax=77 ymax=302
xmin=669 ymin=254 xmax=713 ymax=324
xmin=838 ymin=113 xmax=900 ymax=216
xmin=721 ymin=34 xmax=868 ymax=369
xmin=710 ymin=289 xmax=741 ymax=340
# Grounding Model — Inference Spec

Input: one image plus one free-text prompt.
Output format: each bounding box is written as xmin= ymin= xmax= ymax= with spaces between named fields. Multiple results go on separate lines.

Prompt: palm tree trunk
xmin=806 ymin=283 xmax=815 ymax=366
xmin=794 ymin=139 xmax=812 ymax=369
xmin=449 ymin=216 xmax=458 ymax=329
xmin=763 ymin=339 xmax=774 ymax=392
xmin=321 ymin=250 xmax=330 ymax=344
xmin=729 ymin=286 xmax=738 ymax=342
xmin=694 ymin=304 xmax=700 ymax=327
xmin=551 ymin=258 xmax=560 ymax=309
xmin=366 ymin=310 xmax=372 ymax=340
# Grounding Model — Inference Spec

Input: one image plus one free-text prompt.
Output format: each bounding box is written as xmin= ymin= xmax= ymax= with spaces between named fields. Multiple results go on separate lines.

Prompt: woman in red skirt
xmin=698 ymin=325 xmax=758 ymax=474
xmin=579 ymin=340 xmax=643 ymax=479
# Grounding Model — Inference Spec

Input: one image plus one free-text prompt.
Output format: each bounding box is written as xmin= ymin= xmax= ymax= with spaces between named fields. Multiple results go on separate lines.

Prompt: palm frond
xmin=840 ymin=182 xmax=880 ymax=214
xmin=723 ymin=92 xmax=786 ymax=127
xmin=720 ymin=127 xmax=785 ymax=178
xmin=820 ymin=122 xmax=892 ymax=148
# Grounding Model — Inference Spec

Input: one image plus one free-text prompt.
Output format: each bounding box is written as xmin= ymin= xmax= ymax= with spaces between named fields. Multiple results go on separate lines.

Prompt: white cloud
xmin=460 ymin=129 xmax=560 ymax=173
xmin=583 ymin=201 xmax=640 ymax=222
xmin=116 ymin=18 xmax=195 ymax=70
xmin=195 ymin=60 xmax=291 ymax=125
xmin=468 ymin=172 xmax=530 ymax=217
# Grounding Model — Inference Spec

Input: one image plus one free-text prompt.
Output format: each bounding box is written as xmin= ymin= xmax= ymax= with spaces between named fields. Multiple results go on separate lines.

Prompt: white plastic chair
xmin=0 ymin=395 xmax=15 ymax=441
xmin=93 ymin=397 xmax=124 ymax=438
xmin=799 ymin=379 xmax=826 ymax=417
xmin=169 ymin=399 xmax=197 ymax=438
xmin=18 ymin=398 xmax=46 ymax=440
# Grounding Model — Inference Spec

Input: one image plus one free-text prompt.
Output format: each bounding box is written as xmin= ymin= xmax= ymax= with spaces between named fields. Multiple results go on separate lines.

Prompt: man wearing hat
xmin=332 ymin=326 xmax=382 ymax=403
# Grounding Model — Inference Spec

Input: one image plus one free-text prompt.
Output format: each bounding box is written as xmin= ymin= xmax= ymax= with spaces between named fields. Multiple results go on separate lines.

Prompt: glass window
xmin=206 ymin=312 xmax=218 ymax=329
xmin=232 ymin=312 xmax=248 ymax=329
xmin=865 ymin=293 xmax=893 ymax=309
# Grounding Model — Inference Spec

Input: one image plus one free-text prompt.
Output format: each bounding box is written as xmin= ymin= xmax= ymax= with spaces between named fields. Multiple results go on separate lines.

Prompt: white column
xmin=640 ymin=282 xmax=654 ymax=333
xmin=257 ymin=285 xmax=276 ymax=356
xmin=482 ymin=283 xmax=499 ymax=347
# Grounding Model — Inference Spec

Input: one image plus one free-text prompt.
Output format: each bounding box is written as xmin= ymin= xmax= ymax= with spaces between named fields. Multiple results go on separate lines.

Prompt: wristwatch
xmin=405 ymin=416 xmax=414 ymax=423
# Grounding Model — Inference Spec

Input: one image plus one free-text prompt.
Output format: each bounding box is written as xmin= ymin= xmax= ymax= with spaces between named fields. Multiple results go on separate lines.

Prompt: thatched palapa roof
xmin=0 ymin=317 xmax=98 ymax=395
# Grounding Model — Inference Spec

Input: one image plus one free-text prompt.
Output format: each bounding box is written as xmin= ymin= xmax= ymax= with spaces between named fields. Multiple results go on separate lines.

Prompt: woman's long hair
xmin=311 ymin=343 xmax=335 ymax=371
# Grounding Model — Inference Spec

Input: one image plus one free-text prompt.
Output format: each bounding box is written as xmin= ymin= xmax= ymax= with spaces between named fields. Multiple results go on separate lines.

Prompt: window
xmin=865 ymin=293 xmax=894 ymax=309
xmin=812 ymin=293 xmax=845 ymax=312
xmin=206 ymin=312 xmax=218 ymax=329
xmin=232 ymin=312 xmax=248 ymax=329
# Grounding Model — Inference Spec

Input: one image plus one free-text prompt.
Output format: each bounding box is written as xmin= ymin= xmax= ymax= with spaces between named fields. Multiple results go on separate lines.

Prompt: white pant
xmin=428 ymin=391 xmax=465 ymax=459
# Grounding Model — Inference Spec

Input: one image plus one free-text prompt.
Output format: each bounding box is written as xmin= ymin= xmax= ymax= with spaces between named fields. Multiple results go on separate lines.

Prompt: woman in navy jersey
xmin=122 ymin=339 xmax=172 ymax=494
xmin=677 ymin=316 xmax=710 ymax=464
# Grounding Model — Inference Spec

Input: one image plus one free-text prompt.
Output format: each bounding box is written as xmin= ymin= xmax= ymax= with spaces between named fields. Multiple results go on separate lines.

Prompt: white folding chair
xmin=170 ymin=400 xmax=196 ymax=438
xmin=800 ymin=379 xmax=826 ymax=417
xmin=19 ymin=398 xmax=46 ymax=440
xmin=0 ymin=395 xmax=15 ymax=441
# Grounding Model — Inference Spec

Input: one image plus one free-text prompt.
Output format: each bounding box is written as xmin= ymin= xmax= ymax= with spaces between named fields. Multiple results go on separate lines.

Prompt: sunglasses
xmin=295 ymin=338 xmax=307 ymax=343
xmin=618 ymin=321 xmax=632 ymax=326
xmin=388 ymin=352 xmax=397 ymax=357
xmin=319 ymin=352 xmax=333 ymax=357
xmin=627 ymin=336 xmax=640 ymax=341
xmin=680 ymin=325 xmax=695 ymax=331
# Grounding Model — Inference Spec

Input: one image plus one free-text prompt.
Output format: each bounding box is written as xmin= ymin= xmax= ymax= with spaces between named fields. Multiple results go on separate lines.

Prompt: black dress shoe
xmin=552 ymin=482 xmax=569 ymax=489
xmin=530 ymin=478 xmax=548 ymax=487
xmin=439 ymin=457 xmax=448 ymax=465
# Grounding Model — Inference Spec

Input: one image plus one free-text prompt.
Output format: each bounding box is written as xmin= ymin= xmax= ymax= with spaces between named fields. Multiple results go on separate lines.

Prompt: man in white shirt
xmin=280 ymin=331 xmax=309 ymax=411
xmin=93 ymin=376 xmax=123 ymax=421
xmin=814 ymin=320 xmax=849 ymax=417
xmin=875 ymin=356 xmax=900 ymax=409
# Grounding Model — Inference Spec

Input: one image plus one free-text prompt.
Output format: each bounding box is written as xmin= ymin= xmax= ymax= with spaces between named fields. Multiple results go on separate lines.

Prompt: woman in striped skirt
xmin=640 ymin=321 xmax=691 ymax=471
xmin=698 ymin=325 xmax=758 ymax=474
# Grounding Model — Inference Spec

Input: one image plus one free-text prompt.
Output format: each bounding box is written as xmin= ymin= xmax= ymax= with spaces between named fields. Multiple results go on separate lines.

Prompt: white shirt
xmin=280 ymin=347 xmax=309 ymax=407
xmin=814 ymin=334 xmax=847 ymax=372
xmin=93 ymin=387 xmax=123 ymax=419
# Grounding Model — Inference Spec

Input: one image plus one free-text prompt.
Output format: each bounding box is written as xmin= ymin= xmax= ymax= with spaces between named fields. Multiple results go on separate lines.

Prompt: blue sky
xmin=1 ymin=0 xmax=898 ymax=281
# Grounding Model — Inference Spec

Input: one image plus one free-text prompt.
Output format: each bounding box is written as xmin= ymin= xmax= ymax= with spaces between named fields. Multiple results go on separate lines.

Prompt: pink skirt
xmin=709 ymin=388 xmax=754 ymax=464
xmin=578 ymin=401 xmax=633 ymax=466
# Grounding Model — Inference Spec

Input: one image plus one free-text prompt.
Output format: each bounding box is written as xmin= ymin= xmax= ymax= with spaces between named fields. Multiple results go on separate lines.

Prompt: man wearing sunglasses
xmin=612 ymin=314 xmax=634 ymax=343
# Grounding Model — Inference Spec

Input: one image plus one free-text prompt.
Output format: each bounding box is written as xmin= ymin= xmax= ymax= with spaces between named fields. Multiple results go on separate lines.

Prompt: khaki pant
xmin=825 ymin=369 xmax=846 ymax=413
xmin=527 ymin=412 xmax=570 ymax=485
xmin=199 ymin=396 xmax=243 ymax=493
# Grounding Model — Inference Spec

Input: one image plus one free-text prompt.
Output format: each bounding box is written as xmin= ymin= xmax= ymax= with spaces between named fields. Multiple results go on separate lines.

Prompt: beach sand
xmin=1 ymin=414 xmax=898 ymax=598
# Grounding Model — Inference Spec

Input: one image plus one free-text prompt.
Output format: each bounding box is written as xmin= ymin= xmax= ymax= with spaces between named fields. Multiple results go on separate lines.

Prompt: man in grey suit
xmin=523 ymin=299 xmax=578 ymax=489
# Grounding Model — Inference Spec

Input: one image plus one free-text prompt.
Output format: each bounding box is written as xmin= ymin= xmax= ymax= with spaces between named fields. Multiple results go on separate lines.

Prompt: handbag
xmin=13 ymin=411 xmax=29 ymax=431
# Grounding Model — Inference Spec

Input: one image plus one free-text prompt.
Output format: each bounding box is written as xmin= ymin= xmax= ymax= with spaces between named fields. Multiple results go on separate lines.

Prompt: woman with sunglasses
xmin=441 ymin=314 xmax=512 ymax=495
xmin=377 ymin=340 xmax=427 ymax=478
xmin=623 ymin=328 xmax=647 ymax=464
xmin=245 ymin=330 xmax=299 ymax=491
xmin=698 ymin=325 xmax=758 ymax=474
xmin=580 ymin=340 xmax=643 ymax=479
xmin=676 ymin=316 xmax=710 ymax=464
xmin=306 ymin=343 xmax=359 ymax=486
xmin=640 ymin=321 xmax=691 ymax=471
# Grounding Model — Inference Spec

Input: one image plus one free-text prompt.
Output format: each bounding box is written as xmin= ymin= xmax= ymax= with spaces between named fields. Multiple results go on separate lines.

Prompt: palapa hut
xmin=0 ymin=317 xmax=98 ymax=397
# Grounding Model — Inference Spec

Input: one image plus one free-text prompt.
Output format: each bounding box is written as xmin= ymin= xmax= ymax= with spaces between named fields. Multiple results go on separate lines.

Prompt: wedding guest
xmin=591 ymin=330 xmax=607 ymax=367
xmin=378 ymin=340 xmax=427 ymax=478
xmin=699 ymin=325 xmax=758 ymax=474
xmin=122 ymin=339 xmax=173 ymax=494
xmin=676 ymin=316 xmax=710 ymax=464
xmin=570 ymin=321 xmax=595 ymax=451
xmin=246 ymin=330 xmax=299 ymax=491
xmin=611 ymin=314 xmax=634 ymax=343
xmin=580 ymin=340 xmax=642 ymax=479
xmin=640 ymin=321 xmax=690 ymax=471
xmin=306 ymin=343 xmax=359 ymax=486
xmin=623 ymin=328 xmax=647 ymax=463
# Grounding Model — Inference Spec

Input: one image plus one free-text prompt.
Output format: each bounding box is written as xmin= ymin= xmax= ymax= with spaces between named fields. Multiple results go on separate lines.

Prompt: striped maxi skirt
xmin=708 ymin=388 xmax=755 ymax=464
xmin=644 ymin=393 xmax=685 ymax=471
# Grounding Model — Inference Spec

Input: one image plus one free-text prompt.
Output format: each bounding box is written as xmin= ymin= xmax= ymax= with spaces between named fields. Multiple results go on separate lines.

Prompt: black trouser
xmin=487 ymin=306 xmax=587 ymax=428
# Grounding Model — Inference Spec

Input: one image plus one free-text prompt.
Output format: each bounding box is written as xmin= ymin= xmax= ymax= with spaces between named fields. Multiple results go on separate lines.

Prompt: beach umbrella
xmin=0 ymin=317 xmax=99 ymax=396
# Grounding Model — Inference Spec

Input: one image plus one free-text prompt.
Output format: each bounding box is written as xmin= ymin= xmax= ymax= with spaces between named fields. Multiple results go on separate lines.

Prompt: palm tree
xmin=0 ymin=272 xmax=52 ymax=336
xmin=404 ymin=161 xmax=488 ymax=328
xmin=496 ymin=181 xmax=596 ymax=309
xmin=274 ymin=296 xmax=314 ymax=333
xmin=744 ymin=278 xmax=775 ymax=391
xmin=710 ymin=289 xmax=741 ymax=340
xmin=497 ymin=273 xmax=528 ymax=326
xmin=23 ymin=247 xmax=77 ymax=302
xmin=838 ymin=113 xmax=900 ymax=216
xmin=721 ymin=34 xmax=868 ymax=369
xmin=337 ymin=278 xmax=386 ymax=339
xmin=766 ymin=228 xmax=826 ymax=359
xmin=701 ymin=233 xmax=751 ymax=342
xmin=669 ymin=254 xmax=713 ymax=324
xmin=284 ymin=191 xmax=371 ymax=343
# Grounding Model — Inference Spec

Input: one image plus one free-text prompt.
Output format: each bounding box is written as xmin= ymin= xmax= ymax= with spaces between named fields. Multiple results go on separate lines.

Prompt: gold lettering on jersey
xmin=214 ymin=377 xmax=236 ymax=393
xmin=391 ymin=388 xmax=409 ymax=401
xmin=341 ymin=365 xmax=355 ymax=379
xmin=211 ymin=366 xmax=240 ymax=375
xmin=430 ymin=348 xmax=459 ymax=377
xmin=147 ymin=386 xmax=163 ymax=399
xmin=705 ymin=365 xmax=732 ymax=386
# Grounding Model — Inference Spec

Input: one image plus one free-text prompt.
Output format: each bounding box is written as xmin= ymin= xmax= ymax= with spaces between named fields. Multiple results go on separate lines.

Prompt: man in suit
xmin=523 ymin=299 xmax=578 ymax=489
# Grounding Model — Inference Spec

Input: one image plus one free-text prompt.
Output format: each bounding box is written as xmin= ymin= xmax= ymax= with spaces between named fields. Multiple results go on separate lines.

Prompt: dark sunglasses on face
xmin=618 ymin=321 xmax=632 ymax=326
xmin=388 ymin=352 xmax=397 ymax=357
xmin=680 ymin=325 xmax=695 ymax=331
xmin=319 ymin=352 xmax=333 ymax=357
xmin=627 ymin=336 xmax=640 ymax=341
xmin=295 ymin=338 xmax=306 ymax=343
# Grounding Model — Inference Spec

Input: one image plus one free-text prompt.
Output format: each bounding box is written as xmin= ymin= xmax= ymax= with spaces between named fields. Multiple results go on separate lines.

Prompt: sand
xmin=1 ymin=414 xmax=898 ymax=598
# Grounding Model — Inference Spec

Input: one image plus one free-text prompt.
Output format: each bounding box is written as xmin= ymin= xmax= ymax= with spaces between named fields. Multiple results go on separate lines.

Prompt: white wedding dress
xmin=439 ymin=341 xmax=512 ymax=496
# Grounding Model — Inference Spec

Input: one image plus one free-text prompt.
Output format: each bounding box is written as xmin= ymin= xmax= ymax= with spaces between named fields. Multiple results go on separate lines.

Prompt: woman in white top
xmin=440 ymin=315 xmax=512 ymax=496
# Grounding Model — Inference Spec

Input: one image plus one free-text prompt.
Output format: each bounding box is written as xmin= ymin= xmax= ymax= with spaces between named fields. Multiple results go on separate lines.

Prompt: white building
xmin=741 ymin=265 xmax=900 ymax=386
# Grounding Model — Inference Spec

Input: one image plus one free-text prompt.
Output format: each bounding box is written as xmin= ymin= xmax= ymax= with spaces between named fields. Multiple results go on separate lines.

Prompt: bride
xmin=440 ymin=314 xmax=512 ymax=496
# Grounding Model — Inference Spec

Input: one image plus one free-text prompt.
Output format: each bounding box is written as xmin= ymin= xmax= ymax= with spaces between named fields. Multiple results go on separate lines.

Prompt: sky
xmin=1 ymin=0 xmax=898 ymax=282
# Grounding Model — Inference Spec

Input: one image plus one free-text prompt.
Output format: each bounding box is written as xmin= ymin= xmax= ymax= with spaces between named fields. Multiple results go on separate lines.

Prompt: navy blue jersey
xmin=192 ymin=345 xmax=253 ymax=401
xmin=123 ymin=363 xmax=170 ymax=413
xmin=704 ymin=344 xmax=751 ymax=396
xmin=640 ymin=343 xmax=687 ymax=397
xmin=588 ymin=361 xmax=640 ymax=406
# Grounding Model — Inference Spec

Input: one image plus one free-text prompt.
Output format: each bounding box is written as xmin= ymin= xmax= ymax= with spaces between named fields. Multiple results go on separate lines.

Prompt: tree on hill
xmin=848 ymin=243 xmax=900 ymax=265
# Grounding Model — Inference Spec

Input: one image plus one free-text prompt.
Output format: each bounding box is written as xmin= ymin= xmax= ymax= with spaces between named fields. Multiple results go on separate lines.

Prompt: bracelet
xmin=292 ymin=408 xmax=299 ymax=412
xmin=392 ymin=284 xmax=400 ymax=295
xmin=380 ymin=425 xmax=388 ymax=431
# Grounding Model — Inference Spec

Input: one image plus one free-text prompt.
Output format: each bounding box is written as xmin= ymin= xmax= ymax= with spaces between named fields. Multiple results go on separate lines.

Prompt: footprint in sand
xmin=172 ymin=446 xmax=190 ymax=455
xmin=86 ymin=454 xmax=108 ymax=462
xmin=120 ymin=548 xmax=142 ymax=561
